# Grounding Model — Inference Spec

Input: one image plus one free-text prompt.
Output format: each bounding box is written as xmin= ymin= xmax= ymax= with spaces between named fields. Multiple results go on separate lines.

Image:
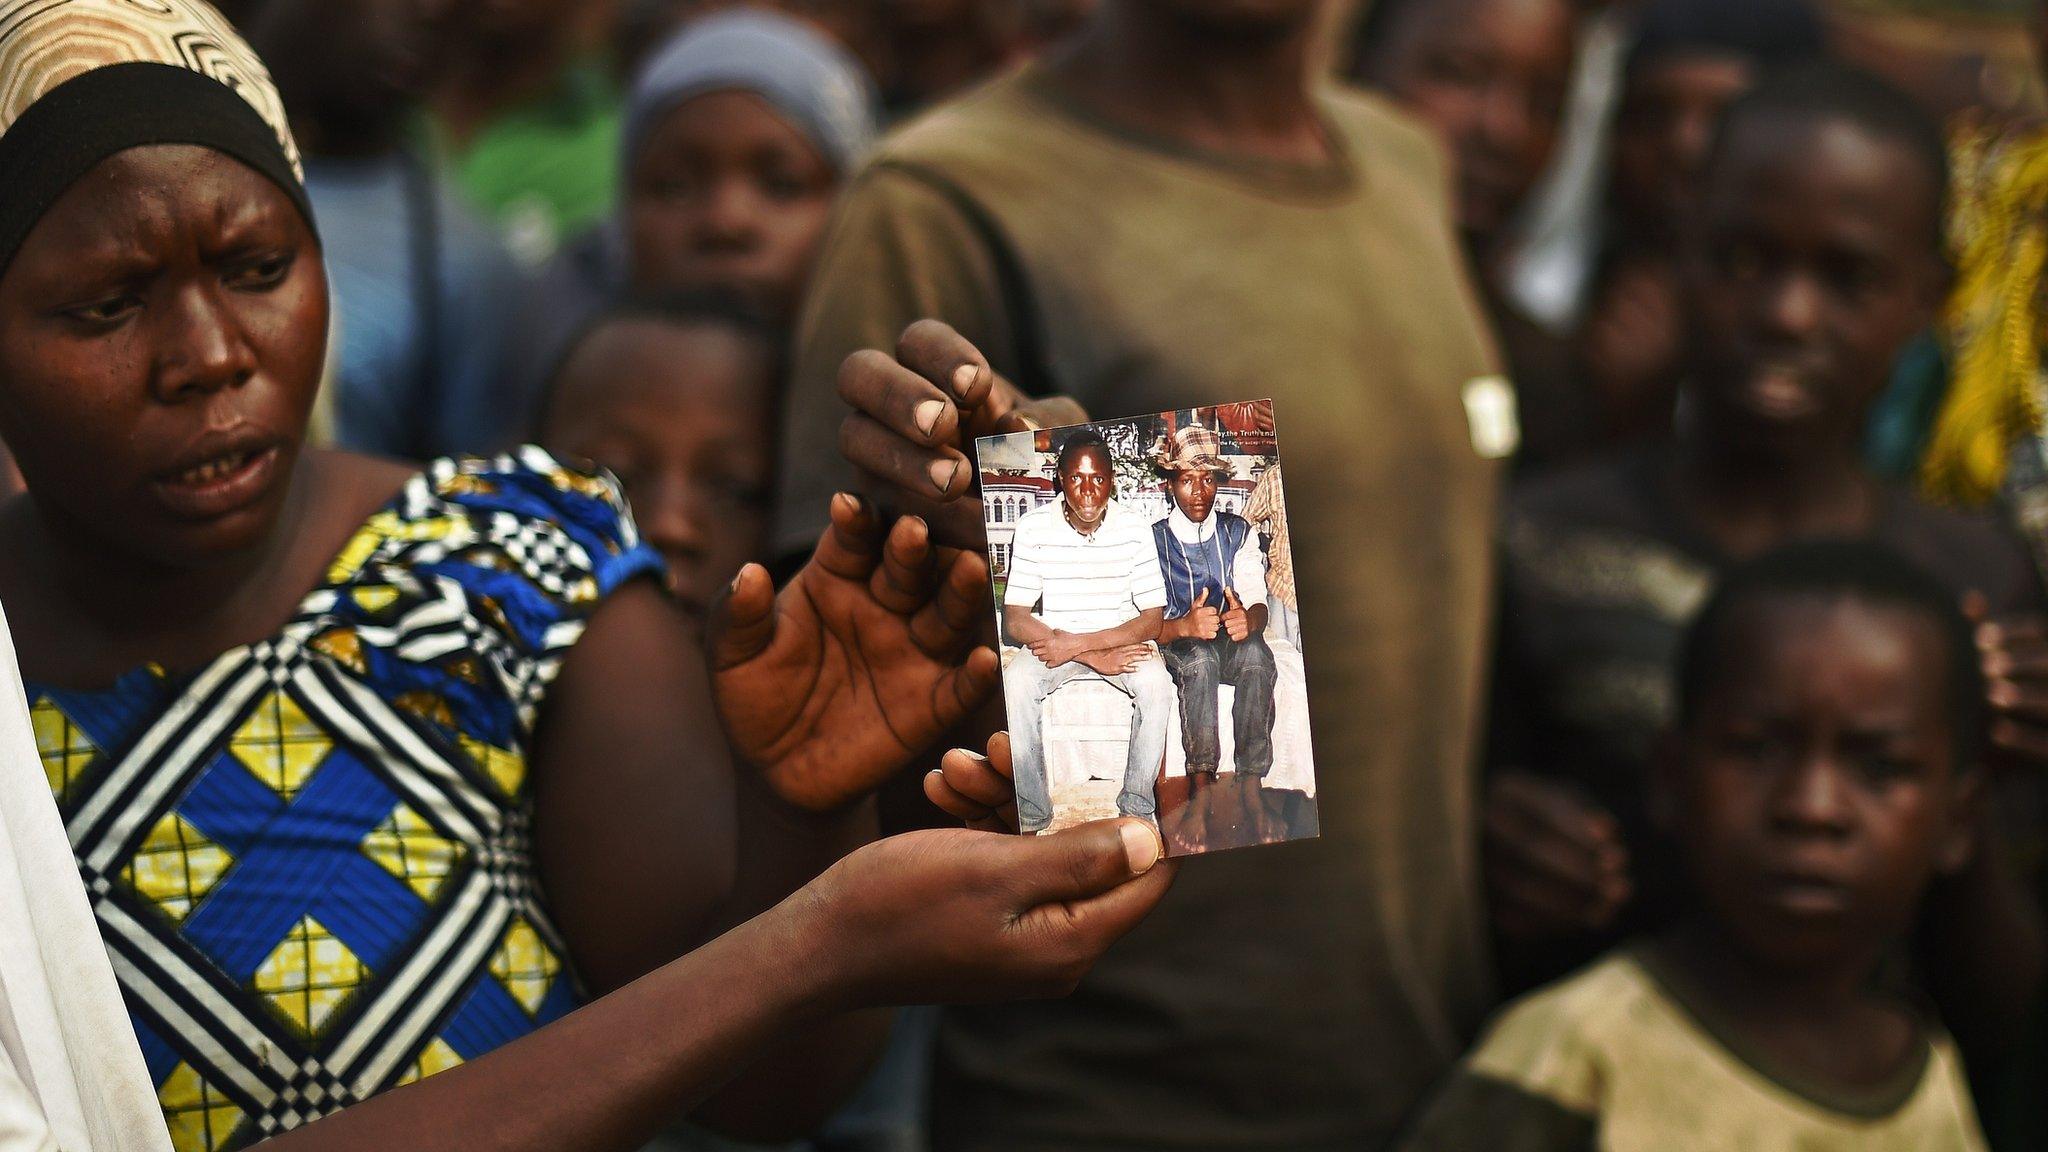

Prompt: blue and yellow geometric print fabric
xmin=29 ymin=448 xmax=663 ymax=1151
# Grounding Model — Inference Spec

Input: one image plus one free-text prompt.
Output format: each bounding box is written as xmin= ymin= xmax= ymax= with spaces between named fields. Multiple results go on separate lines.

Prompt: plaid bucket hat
xmin=1149 ymin=423 xmax=1231 ymax=476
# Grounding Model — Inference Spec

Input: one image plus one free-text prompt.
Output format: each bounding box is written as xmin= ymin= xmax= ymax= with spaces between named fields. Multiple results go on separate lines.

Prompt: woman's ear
xmin=1934 ymin=764 xmax=1984 ymax=877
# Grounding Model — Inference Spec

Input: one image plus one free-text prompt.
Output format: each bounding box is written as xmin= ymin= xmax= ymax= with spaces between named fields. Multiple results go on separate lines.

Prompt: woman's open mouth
xmin=153 ymin=443 xmax=282 ymax=520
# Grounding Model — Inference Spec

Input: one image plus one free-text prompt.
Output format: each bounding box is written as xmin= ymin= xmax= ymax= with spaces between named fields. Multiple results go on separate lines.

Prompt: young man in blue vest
xmin=1152 ymin=425 xmax=1280 ymax=810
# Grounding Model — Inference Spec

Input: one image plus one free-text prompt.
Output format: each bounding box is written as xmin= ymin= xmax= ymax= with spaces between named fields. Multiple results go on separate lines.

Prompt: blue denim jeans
xmin=1161 ymin=632 xmax=1277 ymax=777
xmin=1003 ymin=650 xmax=1175 ymax=832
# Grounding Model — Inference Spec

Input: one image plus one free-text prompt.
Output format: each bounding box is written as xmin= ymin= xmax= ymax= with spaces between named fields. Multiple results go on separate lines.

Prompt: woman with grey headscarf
xmin=503 ymin=7 xmax=880 ymax=432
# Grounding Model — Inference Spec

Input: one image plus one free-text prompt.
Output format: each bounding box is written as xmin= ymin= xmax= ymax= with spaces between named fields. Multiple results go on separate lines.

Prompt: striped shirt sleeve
xmin=1129 ymin=528 xmax=1168 ymax=613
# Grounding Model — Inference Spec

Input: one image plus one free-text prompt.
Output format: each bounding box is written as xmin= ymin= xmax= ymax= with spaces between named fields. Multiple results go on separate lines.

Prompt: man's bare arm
xmin=1076 ymin=607 xmax=1164 ymax=650
xmin=1004 ymin=602 xmax=1053 ymax=648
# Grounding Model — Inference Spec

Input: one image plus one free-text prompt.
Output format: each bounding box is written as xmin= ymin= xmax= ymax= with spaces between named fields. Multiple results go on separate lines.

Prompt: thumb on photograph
xmin=1009 ymin=818 xmax=1175 ymax=947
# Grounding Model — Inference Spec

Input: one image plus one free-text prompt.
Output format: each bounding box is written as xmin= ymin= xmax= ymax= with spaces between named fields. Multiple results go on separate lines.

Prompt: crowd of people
xmin=1 ymin=0 xmax=2047 ymax=1150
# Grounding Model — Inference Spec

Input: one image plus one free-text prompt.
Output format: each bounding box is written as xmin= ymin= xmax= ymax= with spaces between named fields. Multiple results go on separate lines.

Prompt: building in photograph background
xmin=982 ymin=411 xmax=1265 ymax=586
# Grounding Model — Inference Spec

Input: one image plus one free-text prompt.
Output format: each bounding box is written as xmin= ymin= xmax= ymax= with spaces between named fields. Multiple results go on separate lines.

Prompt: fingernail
xmin=914 ymin=399 xmax=946 ymax=438
xmin=928 ymin=458 xmax=960 ymax=494
xmin=1985 ymin=653 xmax=2010 ymax=677
xmin=1991 ymin=680 xmax=2019 ymax=707
xmin=1978 ymin=624 xmax=2001 ymax=649
xmin=952 ymin=364 xmax=979 ymax=395
xmin=1120 ymin=820 xmax=1161 ymax=873
xmin=1015 ymin=413 xmax=1042 ymax=431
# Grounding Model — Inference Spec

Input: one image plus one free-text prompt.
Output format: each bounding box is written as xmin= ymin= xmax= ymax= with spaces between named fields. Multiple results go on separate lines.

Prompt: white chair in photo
xmin=1030 ymin=631 xmax=1317 ymax=823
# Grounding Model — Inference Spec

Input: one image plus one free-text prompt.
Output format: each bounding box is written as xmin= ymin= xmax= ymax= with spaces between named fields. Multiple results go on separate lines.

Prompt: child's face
xmin=541 ymin=320 xmax=774 ymax=615
xmin=1611 ymin=53 xmax=1755 ymax=237
xmin=1365 ymin=0 xmax=1574 ymax=252
xmin=626 ymin=91 xmax=839 ymax=325
xmin=1668 ymin=597 xmax=1975 ymax=974
xmin=1682 ymin=115 xmax=1943 ymax=461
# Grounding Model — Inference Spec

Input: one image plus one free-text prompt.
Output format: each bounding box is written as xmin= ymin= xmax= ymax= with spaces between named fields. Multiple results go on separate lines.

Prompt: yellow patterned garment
xmin=29 ymin=449 xmax=659 ymax=1150
xmin=1921 ymin=112 xmax=2048 ymax=507
xmin=1396 ymin=948 xmax=1988 ymax=1152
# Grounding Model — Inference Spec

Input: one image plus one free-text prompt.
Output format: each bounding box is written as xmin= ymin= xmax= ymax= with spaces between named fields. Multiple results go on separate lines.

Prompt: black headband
xmin=0 ymin=61 xmax=315 ymax=279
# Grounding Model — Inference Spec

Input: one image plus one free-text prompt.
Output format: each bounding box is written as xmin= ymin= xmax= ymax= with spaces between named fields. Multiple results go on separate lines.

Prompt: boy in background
xmin=1350 ymin=0 xmax=1586 ymax=469
xmin=1578 ymin=0 xmax=1825 ymax=442
xmin=1484 ymin=68 xmax=2046 ymax=1033
xmin=536 ymin=295 xmax=780 ymax=617
xmin=1404 ymin=541 xmax=1991 ymax=1150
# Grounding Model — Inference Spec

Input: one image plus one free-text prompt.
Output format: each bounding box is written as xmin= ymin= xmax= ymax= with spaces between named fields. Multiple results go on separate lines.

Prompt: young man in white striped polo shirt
xmin=1002 ymin=431 xmax=1174 ymax=832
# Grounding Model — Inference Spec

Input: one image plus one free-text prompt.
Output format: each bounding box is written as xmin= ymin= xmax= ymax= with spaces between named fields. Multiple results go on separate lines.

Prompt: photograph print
xmin=977 ymin=399 xmax=1319 ymax=858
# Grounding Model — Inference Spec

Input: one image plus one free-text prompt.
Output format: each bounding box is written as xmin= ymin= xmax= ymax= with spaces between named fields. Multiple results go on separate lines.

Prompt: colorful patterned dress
xmin=25 ymin=448 xmax=662 ymax=1151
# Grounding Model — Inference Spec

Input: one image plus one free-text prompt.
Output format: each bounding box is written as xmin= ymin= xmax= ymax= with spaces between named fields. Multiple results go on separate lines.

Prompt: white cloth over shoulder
xmin=0 ymin=605 xmax=171 ymax=1151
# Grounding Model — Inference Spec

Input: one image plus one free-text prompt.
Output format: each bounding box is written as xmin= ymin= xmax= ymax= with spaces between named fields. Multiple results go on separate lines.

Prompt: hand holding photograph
xmin=978 ymin=399 xmax=1319 ymax=857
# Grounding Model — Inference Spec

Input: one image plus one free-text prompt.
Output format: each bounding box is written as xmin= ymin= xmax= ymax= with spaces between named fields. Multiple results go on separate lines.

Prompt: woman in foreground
xmin=0 ymin=1 xmax=1172 ymax=1148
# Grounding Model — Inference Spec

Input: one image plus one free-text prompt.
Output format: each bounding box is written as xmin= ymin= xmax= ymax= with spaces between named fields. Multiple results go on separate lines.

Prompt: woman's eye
xmin=65 ymin=294 xmax=141 ymax=327
xmin=227 ymin=252 xmax=294 ymax=289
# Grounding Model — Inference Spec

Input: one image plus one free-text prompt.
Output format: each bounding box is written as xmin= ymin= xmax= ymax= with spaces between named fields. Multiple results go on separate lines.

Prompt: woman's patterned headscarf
xmin=0 ymin=0 xmax=311 ymax=276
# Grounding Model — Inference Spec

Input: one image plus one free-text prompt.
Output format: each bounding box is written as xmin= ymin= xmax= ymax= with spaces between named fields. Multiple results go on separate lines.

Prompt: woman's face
xmin=625 ymin=90 xmax=839 ymax=325
xmin=0 ymin=145 xmax=327 ymax=569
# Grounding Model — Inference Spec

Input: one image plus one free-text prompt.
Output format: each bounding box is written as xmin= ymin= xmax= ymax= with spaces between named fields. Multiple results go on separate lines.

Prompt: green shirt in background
xmin=434 ymin=61 xmax=620 ymax=268
xmin=780 ymin=64 xmax=1504 ymax=1150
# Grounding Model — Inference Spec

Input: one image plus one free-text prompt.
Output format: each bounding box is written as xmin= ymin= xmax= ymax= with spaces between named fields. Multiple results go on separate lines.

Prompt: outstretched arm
xmin=533 ymin=494 xmax=1002 ymax=1136
xmin=267 ymin=821 xmax=1172 ymax=1152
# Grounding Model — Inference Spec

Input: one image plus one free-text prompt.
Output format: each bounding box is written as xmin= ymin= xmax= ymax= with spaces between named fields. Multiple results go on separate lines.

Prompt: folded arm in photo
xmin=1003 ymin=603 xmax=1164 ymax=669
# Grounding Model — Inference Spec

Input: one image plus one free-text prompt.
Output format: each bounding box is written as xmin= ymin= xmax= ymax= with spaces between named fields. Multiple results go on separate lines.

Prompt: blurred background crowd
xmin=6 ymin=0 xmax=2048 ymax=1149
